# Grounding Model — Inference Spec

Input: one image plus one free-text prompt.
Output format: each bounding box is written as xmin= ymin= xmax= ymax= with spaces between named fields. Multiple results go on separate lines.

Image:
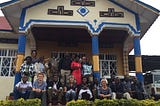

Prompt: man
xmin=14 ymin=74 xmax=32 ymax=99
xmin=131 ymin=76 xmax=145 ymax=100
xmin=20 ymin=56 xmax=35 ymax=83
xmin=58 ymin=53 xmax=72 ymax=84
xmin=29 ymin=73 xmax=47 ymax=106
xmin=47 ymin=74 xmax=64 ymax=106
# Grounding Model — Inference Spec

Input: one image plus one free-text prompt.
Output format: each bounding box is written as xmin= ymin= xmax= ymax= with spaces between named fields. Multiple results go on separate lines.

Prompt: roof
xmin=0 ymin=0 xmax=159 ymax=35
xmin=129 ymin=55 xmax=160 ymax=72
xmin=0 ymin=16 xmax=12 ymax=30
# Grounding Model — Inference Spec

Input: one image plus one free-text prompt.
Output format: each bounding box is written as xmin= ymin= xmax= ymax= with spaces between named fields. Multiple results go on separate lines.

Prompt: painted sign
xmin=71 ymin=0 xmax=95 ymax=7
xmin=100 ymin=8 xmax=124 ymax=17
xmin=48 ymin=6 xmax=73 ymax=16
xmin=20 ymin=0 xmax=140 ymax=35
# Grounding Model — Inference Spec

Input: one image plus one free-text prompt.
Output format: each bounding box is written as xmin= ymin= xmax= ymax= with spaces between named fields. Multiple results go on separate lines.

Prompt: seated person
xmin=29 ymin=73 xmax=47 ymax=106
xmin=78 ymin=84 xmax=93 ymax=100
xmin=14 ymin=74 xmax=32 ymax=99
xmin=47 ymin=74 xmax=64 ymax=106
xmin=110 ymin=77 xmax=130 ymax=99
xmin=98 ymin=78 xmax=112 ymax=99
xmin=64 ymin=75 xmax=77 ymax=102
xmin=91 ymin=78 xmax=100 ymax=100
xmin=78 ymin=76 xmax=93 ymax=100
xmin=131 ymin=76 xmax=145 ymax=100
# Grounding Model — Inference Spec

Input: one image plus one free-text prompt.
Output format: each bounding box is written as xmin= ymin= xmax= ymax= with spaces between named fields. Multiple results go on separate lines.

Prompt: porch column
xmin=134 ymin=36 xmax=143 ymax=82
xmin=92 ymin=35 xmax=100 ymax=82
xmin=14 ymin=35 xmax=26 ymax=87
xmin=123 ymin=51 xmax=129 ymax=76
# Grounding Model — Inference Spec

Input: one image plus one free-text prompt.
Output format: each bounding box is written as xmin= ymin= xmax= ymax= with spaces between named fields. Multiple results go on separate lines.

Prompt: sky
xmin=0 ymin=0 xmax=160 ymax=55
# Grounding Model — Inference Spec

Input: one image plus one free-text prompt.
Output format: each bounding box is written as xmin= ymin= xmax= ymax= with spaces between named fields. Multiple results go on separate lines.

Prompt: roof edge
xmin=1 ymin=0 xmax=159 ymax=14
xmin=135 ymin=0 xmax=160 ymax=14
xmin=0 ymin=0 xmax=19 ymax=7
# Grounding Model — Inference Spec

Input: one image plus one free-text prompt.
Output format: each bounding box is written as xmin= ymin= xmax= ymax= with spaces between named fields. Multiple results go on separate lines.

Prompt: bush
xmin=66 ymin=99 xmax=160 ymax=106
xmin=0 ymin=98 xmax=41 ymax=106
xmin=66 ymin=100 xmax=93 ymax=106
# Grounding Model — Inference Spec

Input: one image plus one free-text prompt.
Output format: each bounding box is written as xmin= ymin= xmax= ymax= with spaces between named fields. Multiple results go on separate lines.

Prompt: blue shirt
xmin=33 ymin=79 xmax=47 ymax=90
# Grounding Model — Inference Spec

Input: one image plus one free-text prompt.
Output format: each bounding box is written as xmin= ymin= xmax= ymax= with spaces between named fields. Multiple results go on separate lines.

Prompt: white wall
xmin=0 ymin=77 xmax=14 ymax=100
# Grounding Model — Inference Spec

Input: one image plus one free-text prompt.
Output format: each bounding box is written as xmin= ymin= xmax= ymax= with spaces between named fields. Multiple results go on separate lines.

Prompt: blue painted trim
xmin=92 ymin=36 xmax=99 ymax=54
xmin=136 ymin=72 xmax=144 ymax=82
xmin=20 ymin=8 xmax=26 ymax=28
xmin=20 ymin=0 xmax=47 ymax=28
xmin=1 ymin=0 xmax=158 ymax=13
xmin=19 ymin=0 xmax=140 ymax=35
xmin=135 ymin=0 xmax=160 ymax=13
xmin=135 ymin=14 xmax=141 ymax=31
xmin=93 ymin=72 xmax=100 ymax=83
xmin=19 ymin=19 xmax=140 ymax=35
xmin=110 ymin=0 xmax=136 ymax=14
xmin=18 ymin=35 xmax=26 ymax=54
xmin=14 ymin=72 xmax=21 ymax=87
xmin=134 ymin=37 xmax=141 ymax=55
xmin=0 ymin=0 xmax=19 ymax=7
xmin=110 ymin=0 xmax=141 ymax=33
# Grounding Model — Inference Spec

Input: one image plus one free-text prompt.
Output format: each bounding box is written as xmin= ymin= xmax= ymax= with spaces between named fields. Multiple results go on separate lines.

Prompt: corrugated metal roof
xmin=0 ymin=16 xmax=12 ymax=30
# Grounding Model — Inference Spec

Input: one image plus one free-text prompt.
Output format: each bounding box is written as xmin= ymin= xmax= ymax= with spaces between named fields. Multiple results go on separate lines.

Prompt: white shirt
xmin=16 ymin=81 xmax=32 ymax=88
xmin=78 ymin=88 xmax=93 ymax=99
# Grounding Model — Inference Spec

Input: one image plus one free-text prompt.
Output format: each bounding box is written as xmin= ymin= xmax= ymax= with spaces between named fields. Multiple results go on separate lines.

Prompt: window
xmin=0 ymin=49 xmax=17 ymax=76
xmin=99 ymin=53 xmax=117 ymax=78
xmin=51 ymin=51 xmax=85 ymax=59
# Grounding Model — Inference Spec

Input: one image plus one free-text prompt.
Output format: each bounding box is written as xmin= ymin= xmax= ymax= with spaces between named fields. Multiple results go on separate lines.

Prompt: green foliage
xmin=0 ymin=98 xmax=41 ymax=106
xmin=66 ymin=100 xmax=93 ymax=106
xmin=67 ymin=99 xmax=160 ymax=106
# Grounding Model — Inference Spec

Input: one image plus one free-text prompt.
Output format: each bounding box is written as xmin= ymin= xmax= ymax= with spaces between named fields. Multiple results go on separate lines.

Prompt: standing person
xmin=29 ymin=73 xmax=47 ymax=106
xmin=81 ymin=56 xmax=93 ymax=82
xmin=50 ymin=53 xmax=60 ymax=75
xmin=31 ymin=50 xmax=38 ymax=64
xmin=14 ymin=74 xmax=32 ymax=99
xmin=98 ymin=79 xmax=112 ymax=99
xmin=20 ymin=56 xmax=35 ymax=83
xmin=71 ymin=56 xmax=82 ymax=85
xmin=58 ymin=53 xmax=72 ymax=84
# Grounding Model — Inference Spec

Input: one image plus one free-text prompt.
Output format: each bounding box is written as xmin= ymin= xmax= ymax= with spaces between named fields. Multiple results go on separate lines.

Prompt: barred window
xmin=0 ymin=49 xmax=17 ymax=76
xmin=99 ymin=53 xmax=117 ymax=78
xmin=51 ymin=51 xmax=85 ymax=59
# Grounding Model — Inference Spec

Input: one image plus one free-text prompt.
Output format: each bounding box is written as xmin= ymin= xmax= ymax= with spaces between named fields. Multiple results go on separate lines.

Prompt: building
xmin=129 ymin=55 xmax=160 ymax=72
xmin=0 ymin=0 xmax=159 ymax=99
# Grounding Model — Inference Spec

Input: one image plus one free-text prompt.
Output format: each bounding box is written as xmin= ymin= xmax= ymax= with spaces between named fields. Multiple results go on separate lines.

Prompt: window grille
xmin=51 ymin=51 xmax=85 ymax=59
xmin=0 ymin=49 xmax=17 ymax=76
xmin=99 ymin=53 xmax=117 ymax=78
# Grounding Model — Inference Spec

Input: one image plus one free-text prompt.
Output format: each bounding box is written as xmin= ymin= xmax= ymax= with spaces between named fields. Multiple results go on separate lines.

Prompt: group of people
xmin=13 ymin=50 xmax=146 ymax=106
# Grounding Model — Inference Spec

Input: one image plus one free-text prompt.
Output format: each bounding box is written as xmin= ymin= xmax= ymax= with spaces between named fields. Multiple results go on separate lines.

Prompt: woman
xmin=64 ymin=75 xmax=77 ymax=102
xmin=71 ymin=56 xmax=82 ymax=85
xmin=98 ymin=78 xmax=112 ymax=99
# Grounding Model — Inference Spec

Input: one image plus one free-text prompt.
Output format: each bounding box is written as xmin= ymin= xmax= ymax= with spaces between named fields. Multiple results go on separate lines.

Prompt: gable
xmin=20 ymin=0 xmax=139 ymax=35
